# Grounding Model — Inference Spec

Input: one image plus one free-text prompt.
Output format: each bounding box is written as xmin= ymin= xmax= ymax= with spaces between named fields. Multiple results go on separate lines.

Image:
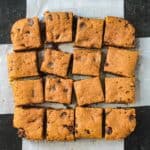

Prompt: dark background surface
xmin=0 ymin=0 xmax=26 ymax=43
xmin=0 ymin=115 xmax=22 ymax=150
xmin=125 ymin=107 xmax=150 ymax=150
xmin=124 ymin=0 xmax=150 ymax=37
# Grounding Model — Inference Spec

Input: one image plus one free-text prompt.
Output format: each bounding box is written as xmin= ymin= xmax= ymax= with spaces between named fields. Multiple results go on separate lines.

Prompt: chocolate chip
xmin=47 ymin=62 xmax=54 ymax=67
xmin=47 ymin=15 xmax=53 ymax=21
xmin=129 ymin=114 xmax=135 ymax=121
xmin=60 ymin=112 xmax=67 ymax=118
xmin=55 ymin=34 xmax=60 ymax=40
xmin=20 ymin=43 xmax=25 ymax=47
xmin=125 ymin=91 xmax=130 ymax=94
xmin=65 ymin=13 xmax=69 ymax=19
xmin=75 ymin=130 xmax=78 ymax=134
xmin=63 ymin=88 xmax=68 ymax=93
xmin=18 ymin=128 xmax=26 ymax=138
xmin=93 ymin=57 xmax=96 ymax=62
xmin=84 ymin=129 xmax=90 ymax=134
xmin=50 ymin=85 xmax=56 ymax=92
xmin=124 ymin=23 xmax=129 ymax=28
xmin=28 ymin=118 xmax=36 ymax=123
xmin=128 ymin=98 xmax=131 ymax=101
xmin=105 ymin=62 xmax=109 ymax=66
xmin=106 ymin=127 xmax=112 ymax=135
xmin=130 ymin=85 xmax=135 ymax=88
xmin=57 ymin=79 xmax=61 ymax=83
xmin=28 ymin=19 xmax=34 ymax=26
xmin=25 ymin=31 xmax=30 ymax=34
xmin=17 ymin=28 xmax=20 ymax=32
xmin=79 ymin=22 xmax=86 ymax=29
xmin=118 ymin=86 xmax=123 ymax=89
xmin=118 ymin=19 xmax=122 ymax=22
xmin=63 ymin=125 xmax=74 ymax=134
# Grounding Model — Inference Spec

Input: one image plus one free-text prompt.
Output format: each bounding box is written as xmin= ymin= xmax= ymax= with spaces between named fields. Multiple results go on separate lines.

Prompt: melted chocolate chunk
xmin=79 ymin=22 xmax=86 ymax=29
xmin=129 ymin=114 xmax=135 ymax=121
xmin=124 ymin=23 xmax=129 ymax=28
xmin=20 ymin=43 xmax=25 ymax=47
xmin=106 ymin=127 xmax=112 ymax=135
xmin=105 ymin=62 xmax=109 ymax=66
xmin=63 ymin=88 xmax=68 ymax=93
xmin=17 ymin=28 xmax=20 ymax=32
xmin=28 ymin=118 xmax=36 ymax=123
xmin=92 ymin=57 xmax=96 ymax=62
xmin=130 ymin=85 xmax=135 ymax=88
xmin=25 ymin=31 xmax=30 ymax=34
xmin=63 ymin=125 xmax=74 ymax=134
xmin=47 ymin=15 xmax=53 ymax=21
xmin=55 ymin=34 xmax=60 ymax=40
xmin=57 ymin=79 xmax=61 ymax=83
xmin=47 ymin=62 xmax=54 ymax=67
xmin=85 ymin=129 xmax=90 ymax=134
xmin=75 ymin=130 xmax=78 ymax=134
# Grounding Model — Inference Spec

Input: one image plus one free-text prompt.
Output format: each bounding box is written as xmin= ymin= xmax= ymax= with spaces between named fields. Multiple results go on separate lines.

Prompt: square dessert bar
xmin=13 ymin=107 xmax=45 ymax=140
xmin=44 ymin=12 xmax=73 ymax=43
xmin=105 ymin=77 xmax=135 ymax=103
xmin=75 ymin=17 xmax=104 ymax=49
xmin=104 ymin=16 xmax=135 ymax=48
xmin=46 ymin=109 xmax=74 ymax=141
xmin=72 ymin=49 xmax=101 ymax=76
xmin=105 ymin=108 xmax=136 ymax=140
xmin=7 ymin=51 xmax=39 ymax=80
xmin=75 ymin=107 xmax=103 ymax=139
xmin=11 ymin=17 xmax=41 ymax=51
xmin=40 ymin=49 xmax=71 ymax=77
xmin=12 ymin=78 xmax=44 ymax=106
xmin=104 ymin=47 xmax=139 ymax=77
xmin=45 ymin=77 xmax=73 ymax=104
xmin=74 ymin=77 xmax=104 ymax=106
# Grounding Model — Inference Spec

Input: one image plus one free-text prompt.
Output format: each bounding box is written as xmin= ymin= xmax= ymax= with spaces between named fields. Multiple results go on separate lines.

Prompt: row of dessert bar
xmin=11 ymin=12 xmax=135 ymax=51
xmin=7 ymin=46 xmax=138 ymax=79
xmin=10 ymin=76 xmax=136 ymax=106
xmin=14 ymin=106 xmax=136 ymax=141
